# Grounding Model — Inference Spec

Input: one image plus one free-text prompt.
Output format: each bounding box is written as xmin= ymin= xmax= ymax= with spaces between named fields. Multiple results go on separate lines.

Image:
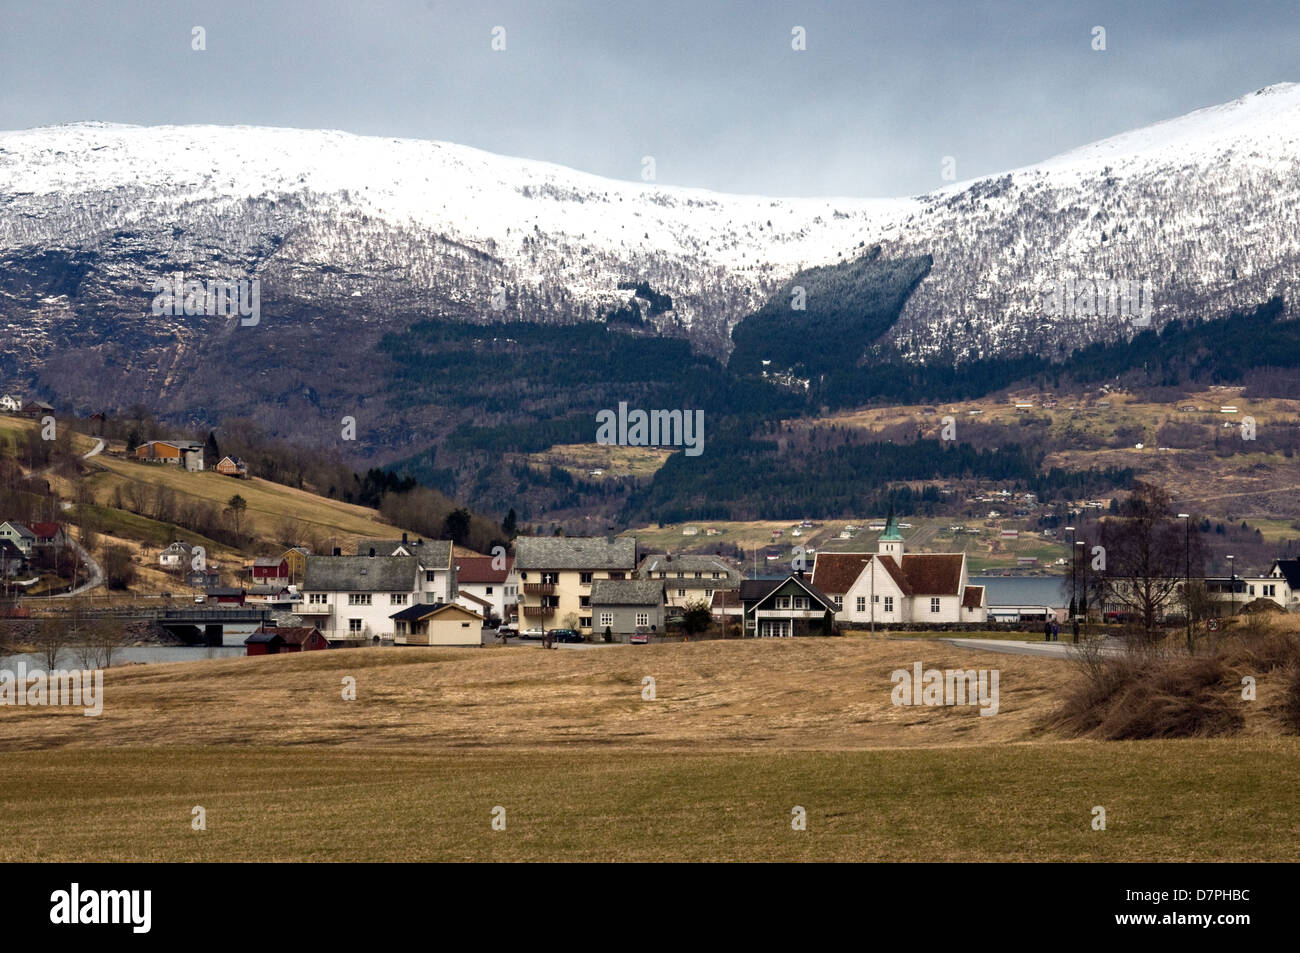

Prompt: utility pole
xmin=870 ymin=556 xmax=875 ymax=636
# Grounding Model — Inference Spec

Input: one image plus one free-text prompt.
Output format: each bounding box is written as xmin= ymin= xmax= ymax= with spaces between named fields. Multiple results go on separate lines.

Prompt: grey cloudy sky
xmin=1 ymin=0 xmax=1296 ymax=197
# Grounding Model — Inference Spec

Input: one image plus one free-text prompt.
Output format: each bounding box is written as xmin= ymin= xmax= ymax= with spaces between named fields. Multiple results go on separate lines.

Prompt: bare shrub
xmin=1058 ymin=638 xmax=1243 ymax=739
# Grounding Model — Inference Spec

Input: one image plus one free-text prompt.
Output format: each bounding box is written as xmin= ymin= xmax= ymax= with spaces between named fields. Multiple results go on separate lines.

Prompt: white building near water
xmin=297 ymin=544 xmax=457 ymax=643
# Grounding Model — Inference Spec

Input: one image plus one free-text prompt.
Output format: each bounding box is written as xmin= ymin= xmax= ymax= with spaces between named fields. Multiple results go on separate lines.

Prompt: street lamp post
xmin=1065 ymin=526 xmax=1076 ymax=623
xmin=1226 ymin=555 xmax=1236 ymax=625
xmin=1076 ymin=539 xmax=1086 ymax=642
xmin=1178 ymin=513 xmax=1192 ymax=653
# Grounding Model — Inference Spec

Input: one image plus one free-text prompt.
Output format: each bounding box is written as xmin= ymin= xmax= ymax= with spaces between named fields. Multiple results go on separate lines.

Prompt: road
xmin=51 ymin=532 xmax=103 ymax=598
xmin=938 ymin=636 xmax=1126 ymax=659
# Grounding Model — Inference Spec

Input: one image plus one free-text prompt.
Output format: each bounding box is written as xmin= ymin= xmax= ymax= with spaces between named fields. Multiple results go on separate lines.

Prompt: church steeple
xmin=878 ymin=504 xmax=904 ymax=557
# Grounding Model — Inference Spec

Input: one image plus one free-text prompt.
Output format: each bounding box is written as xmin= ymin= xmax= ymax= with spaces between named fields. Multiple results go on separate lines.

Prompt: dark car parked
xmin=546 ymin=628 xmax=583 ymax=643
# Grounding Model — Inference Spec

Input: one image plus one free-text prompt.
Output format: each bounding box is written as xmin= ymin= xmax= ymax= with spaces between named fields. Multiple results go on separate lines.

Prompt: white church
xmin=811 ymin=511 xmax=987 ymax=625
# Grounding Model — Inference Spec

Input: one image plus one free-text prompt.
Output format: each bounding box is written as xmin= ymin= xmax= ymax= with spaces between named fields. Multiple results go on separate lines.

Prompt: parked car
xmin=497 ymin=625 xmax=518 ymax=639
xmin=519 ymin=627 xmax=545 ymax=640
xmin=547 ymin=628 xmax=583 ymax=643
xmin=193 ymin=595 xmax=206 ymax=604
xmin=630 ymin=626 xmax=651 ymax=644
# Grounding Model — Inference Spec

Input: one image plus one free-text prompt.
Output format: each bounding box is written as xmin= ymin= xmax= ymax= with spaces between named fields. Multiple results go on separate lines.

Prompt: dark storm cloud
xmin=1 ymin=0 xmax=1296 ymax=196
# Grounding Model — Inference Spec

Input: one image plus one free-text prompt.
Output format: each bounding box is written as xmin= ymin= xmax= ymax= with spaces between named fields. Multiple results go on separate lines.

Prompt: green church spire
xmin=880 ymin=503 xmax=903 ymax=541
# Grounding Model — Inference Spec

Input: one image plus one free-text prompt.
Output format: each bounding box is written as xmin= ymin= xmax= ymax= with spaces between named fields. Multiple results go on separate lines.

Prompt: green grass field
xmin=3 ymin=741 xmax=1296 ymax=861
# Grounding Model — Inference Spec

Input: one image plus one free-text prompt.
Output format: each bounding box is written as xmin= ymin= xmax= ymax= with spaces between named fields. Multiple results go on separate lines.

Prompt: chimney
xmin=402 ymin=532 xmax=408 ymax=544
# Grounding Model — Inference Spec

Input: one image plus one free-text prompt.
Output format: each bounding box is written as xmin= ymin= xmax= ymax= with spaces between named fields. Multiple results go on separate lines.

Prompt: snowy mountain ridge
xmin=1 ymin=82 xmax=1298 ymax=385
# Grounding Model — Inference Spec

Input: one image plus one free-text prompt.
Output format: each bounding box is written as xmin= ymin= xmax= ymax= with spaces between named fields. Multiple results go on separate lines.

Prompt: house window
xmin=579 ymin=572 xmax=593 ymax=584
xmin=694 ymin=572 xmax=702 ymax=579
xmin=659 ymin=572 xmax=667 ymax=579
xmin=856 ymin=596 xmax=866 ymax=612
xmin=396 ymin=621 xmax=407 ymax=636
xmin=793 ymin=596 xmax=808 ymax=610
xmin=884 ymin=596 xmax=894 ymax=613
xmin=390 ymin=593 xmax=407 ymax=605
xmin=636 ymin=612 xmax=649 ymax=626
xmin=776 ymin=596 xmax=791 ymax=609
xmin=677 ymin=572 xmax=685 ymax=578
xmin=485 ymin=586 xmax=493 ymax=595
xmin=579 ymin=616 xmax=592 ymax=628
xmin=678 ymin=588 xmax=686 ymax=597
xmin=599 ymin=612 xmax=614 ymax=627
xmin=609 ymin=572 xmax=626 ymax=580
xmin=348 ymin=593 xmax=372 ymax=606
xmin=833 ymin=595 xmax=843 ymax=609
xmin=543 ymin=572 xmax=559 ymax=584
xmin=348 ymin=619 xmax=362 ymax=633
xmin=580 ymin=595 xmax=591 ymax=608
xmin=930 ymin=598 xmax=941 ymax=613
xmin=712 ymin=572 xmax=721 ymax=579
xmin=309 ymin=593 xmax=327 ymax=605
xmin=426 ymin=571 xmax=436 ymax=582
xmin=705 ymin=589 xmax=713 ymax=599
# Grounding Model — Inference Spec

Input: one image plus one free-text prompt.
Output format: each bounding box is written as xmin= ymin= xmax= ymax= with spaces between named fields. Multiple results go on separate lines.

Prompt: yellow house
xmin=390 ymin=602 xmax=483 ymax=646
xmin=282 ymin=547 xmax=311 ymax=587
xmin=514 ymin=536 xmax=638 ymax=635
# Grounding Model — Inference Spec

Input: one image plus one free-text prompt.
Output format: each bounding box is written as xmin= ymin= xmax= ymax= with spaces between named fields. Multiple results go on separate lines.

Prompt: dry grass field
xmin=86 ymin=455 xmax=418 ymax=548
xmin=2 ymin=638 xmax=1298 ymax=861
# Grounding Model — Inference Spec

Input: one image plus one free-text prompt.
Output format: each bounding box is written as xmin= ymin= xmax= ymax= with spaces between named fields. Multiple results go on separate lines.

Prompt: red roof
xmin=900 ymin=554 xmax=964 ymax=595
xmin=812 ymin=552 xmax=913 ymax=596
xmin=962 ymin=585 xmax=985 ymax=609
xmin=811 ymin=551 xmax=963 ymax=596
xmin=254 ymin=625 xmax=321 ymax=646
xmin=456 ymin=555 xmax=513 ymax=583
xmin=29 ymin=522 xmax=62 ymax=539
xmin=810 ymin=553 xmax=872 ymax=594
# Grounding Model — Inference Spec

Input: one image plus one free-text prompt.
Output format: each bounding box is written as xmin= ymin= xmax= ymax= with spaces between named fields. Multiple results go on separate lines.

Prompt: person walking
xmin=1051 ymin=619 xmax=1060 ymax=642
xmin=1044 ymin=618 xmax=1053 ymax=642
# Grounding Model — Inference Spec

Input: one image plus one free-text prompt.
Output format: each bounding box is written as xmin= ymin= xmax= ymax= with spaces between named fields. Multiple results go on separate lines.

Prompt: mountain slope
xmin=1 ymin=84 xmax=1299 ymax=481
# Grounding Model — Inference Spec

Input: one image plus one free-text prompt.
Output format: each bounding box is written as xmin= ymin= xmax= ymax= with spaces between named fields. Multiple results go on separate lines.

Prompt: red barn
xmin=251 ymin=556 xmax=289 ymax=584
xmin=245 ymin=624 xmax=327 ymax=655
xmin=205 ymin=586 xmax=246 ymax=605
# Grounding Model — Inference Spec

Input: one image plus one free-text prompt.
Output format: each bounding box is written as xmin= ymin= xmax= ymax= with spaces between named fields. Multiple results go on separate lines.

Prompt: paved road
xmin=939 ymin=636 xmax=1125 ymax=659
xmin=51 ymin=532 xmax=104 ymax=598
xmin=82 ymin=437 xmax=106 ymax=459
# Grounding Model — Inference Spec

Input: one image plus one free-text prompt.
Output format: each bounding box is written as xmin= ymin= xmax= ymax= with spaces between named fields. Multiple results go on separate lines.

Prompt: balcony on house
xmin=523 ymin=582 xmax=555 ymax=595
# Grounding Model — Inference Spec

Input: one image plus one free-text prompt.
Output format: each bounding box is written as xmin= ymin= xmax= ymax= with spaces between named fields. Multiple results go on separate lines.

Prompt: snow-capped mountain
xmin=0 ymin=82 xmax=1298 ymax=401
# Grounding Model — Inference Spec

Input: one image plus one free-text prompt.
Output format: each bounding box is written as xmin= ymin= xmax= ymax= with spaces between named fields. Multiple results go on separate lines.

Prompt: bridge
xmin=34 ymin=606 xmax=275 ymax=646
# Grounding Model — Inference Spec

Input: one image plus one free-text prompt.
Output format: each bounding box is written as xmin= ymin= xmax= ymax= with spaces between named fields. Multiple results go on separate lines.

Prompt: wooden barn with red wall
xmin=245 ymin=624 xmax=328 ymax=656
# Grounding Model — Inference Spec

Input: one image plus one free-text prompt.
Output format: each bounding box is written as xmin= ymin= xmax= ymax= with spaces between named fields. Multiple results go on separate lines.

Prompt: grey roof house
xmin=590 ymin=578 xmax=666 ymax=639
